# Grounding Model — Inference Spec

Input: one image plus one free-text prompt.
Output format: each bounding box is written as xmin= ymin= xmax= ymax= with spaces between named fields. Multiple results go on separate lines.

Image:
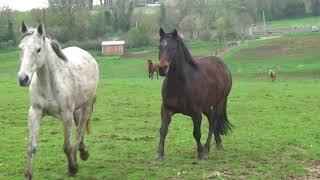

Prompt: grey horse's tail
xmin=86 ymin=96 xmax=96 ymax=134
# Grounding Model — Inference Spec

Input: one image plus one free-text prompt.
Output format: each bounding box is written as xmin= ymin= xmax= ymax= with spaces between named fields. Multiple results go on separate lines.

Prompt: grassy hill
xmin=224 ymin=33 xmax=320 ymax=77
xmin=265 ymin=16 xmax=320 ymax=29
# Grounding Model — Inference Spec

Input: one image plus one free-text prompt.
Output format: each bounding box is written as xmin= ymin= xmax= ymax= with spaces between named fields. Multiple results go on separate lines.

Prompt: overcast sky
xmin=0 ymin=0 xmax=101 ymax=11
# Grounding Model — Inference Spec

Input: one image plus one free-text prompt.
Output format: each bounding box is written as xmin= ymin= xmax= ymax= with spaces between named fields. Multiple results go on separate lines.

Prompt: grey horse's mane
xmin=21 ymin=30 xmax=68 ymax=61
xmin=50 ymin=40 xmax=67 ymax=61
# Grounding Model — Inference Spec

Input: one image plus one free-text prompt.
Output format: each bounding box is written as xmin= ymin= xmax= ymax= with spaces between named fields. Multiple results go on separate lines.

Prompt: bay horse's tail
xmin=86 ymin=96 xmax=96 ymax=134
xmin=214 ymin=98 xmax=232 ymax=135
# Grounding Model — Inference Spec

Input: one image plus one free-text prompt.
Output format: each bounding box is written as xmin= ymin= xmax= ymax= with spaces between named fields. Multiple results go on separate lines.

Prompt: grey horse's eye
xmin=36 ymin=48 xmax=41 ymax=53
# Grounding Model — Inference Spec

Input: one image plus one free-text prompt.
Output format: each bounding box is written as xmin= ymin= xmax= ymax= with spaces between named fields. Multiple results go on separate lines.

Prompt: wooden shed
xmin=101 ymin=41 xmax=125 ymax=56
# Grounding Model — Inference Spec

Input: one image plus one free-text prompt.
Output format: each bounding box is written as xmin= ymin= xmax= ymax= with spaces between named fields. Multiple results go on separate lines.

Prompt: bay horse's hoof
xmin=197 ymin=151 xmax=207 ymax=160
xmin=155 ymin=153 xmax=164 ymax=165
xmin=80 ymin=150 xmax=89 ymax=161
xmin=68 ymin=163 xmax=78 ymax=176
xmin=202 ymin=147 xmax=210 ymax=159
xmin=216 ymin=143 xmax=224 ymax=151
xmin=24 ymin=172 xmax=32 ymax=180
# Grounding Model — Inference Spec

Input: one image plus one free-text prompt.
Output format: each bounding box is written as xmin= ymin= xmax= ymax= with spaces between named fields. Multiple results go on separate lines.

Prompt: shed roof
xmin=102 ymin=41 xmax=125 ymax=46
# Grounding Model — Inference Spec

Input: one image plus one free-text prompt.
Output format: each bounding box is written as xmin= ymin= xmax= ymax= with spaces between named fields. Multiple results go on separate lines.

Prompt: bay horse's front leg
xmin=25 ymin=106 xmax=42 ymax=180
xmin=61 ymin=111 xmax=78 ymax=176
xmin=192 ymin=113 xmax=205 ymax=160
xmin=155 ymin=106 xmax=172 ymax=165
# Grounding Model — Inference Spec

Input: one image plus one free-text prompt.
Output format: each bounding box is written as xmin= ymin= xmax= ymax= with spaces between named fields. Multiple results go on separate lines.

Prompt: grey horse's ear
xmin=36 ymin=24 xmax=44 ymax=36
xmin=21 ymin=21 xmax=28 ymax=34
xmin=159 ymin=27 xmax=165 ymax=37
xmin=172 ymin=29 xmax=178 ymax=37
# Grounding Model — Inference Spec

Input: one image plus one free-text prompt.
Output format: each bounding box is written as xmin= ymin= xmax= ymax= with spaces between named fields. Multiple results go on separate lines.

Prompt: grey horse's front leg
xmin=61 ymin=111 xmax=78 ymax=176
xmin=25 ymin=106 xmax=42 ymax=180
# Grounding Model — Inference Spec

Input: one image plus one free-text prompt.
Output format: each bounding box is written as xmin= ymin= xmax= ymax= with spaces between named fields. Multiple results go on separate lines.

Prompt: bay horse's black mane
xmin=176 ymin=36 xmax=198 ymax=69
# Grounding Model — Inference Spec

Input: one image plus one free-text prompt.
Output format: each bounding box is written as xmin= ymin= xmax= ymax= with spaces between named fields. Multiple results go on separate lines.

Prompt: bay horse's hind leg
xmin=192 ymin=113 xmax=205 ymax=159
xmin=213 ymin=98 xmax=231 ymax=151
xmin=203 ymin=109 xmax=216 ymax=158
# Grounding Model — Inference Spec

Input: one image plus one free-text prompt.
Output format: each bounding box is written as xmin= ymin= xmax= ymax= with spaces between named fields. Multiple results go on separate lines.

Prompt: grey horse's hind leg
xmin=25 ymin=106 xmax=42 ymax=180
xmin=62 ymin=111 xmax=78 ymax=176
xmin=73 ymin=109 xmax=89 ymax=161
xmin=74 ymin=98 xmax=95 ymax=161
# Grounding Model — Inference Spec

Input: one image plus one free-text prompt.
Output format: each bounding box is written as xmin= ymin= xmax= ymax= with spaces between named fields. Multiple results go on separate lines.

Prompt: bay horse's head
xmin=17 ymin=22 xmax=46 ymax=86
xmin=158 ymin=28 xmax=179 ymax=76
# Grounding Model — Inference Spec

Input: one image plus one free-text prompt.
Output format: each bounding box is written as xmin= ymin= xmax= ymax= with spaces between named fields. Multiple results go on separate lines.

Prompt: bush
xmin=62 ymin=40 xmax=100 ymax=50
xmin=126 ymin=28 xmax=150 ymax=48
xmin=199 ymin=30 xmax=211 ymax=41
xmin=0 ymin=40 xmax=16 ymax=49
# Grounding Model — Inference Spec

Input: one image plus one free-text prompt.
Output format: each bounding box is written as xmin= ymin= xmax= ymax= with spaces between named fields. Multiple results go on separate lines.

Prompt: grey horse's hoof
xmin=68 ymin=163 xmax=78 ymax=176
xmin=80 ymin=150 xmax=89 ymax=161
xmin=24 ymin=172 xmax=32 ymax=180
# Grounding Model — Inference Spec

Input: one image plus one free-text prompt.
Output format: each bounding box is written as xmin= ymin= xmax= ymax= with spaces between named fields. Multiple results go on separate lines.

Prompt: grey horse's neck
xmin=36 ymin=39 xmax=65 ymax=91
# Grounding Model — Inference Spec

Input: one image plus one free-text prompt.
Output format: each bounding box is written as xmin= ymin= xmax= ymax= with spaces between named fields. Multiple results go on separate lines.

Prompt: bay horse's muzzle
xmin=159 ymin=67 xmax=167 ymax=76
xmin=158 ymin=58 xmax=169 ymax=76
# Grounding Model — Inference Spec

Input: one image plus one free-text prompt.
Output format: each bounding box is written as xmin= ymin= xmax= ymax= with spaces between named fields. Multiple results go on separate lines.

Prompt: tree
xmin=89 ymin=0 xmax=93 ymax=10
xmin=311 ymin=0 xmax=320 ymax=16
xmin=0 ymin=7 xmax=15 ymax=43
xmin=160 ymin=3 xmax=166 ymax=26
xmin=110 ymin=1 xmax=134 ymax=32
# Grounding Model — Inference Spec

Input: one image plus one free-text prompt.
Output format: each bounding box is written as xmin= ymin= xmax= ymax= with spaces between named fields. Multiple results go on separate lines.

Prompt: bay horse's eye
xmin=36 ymin=48 xmax=41 ymax=53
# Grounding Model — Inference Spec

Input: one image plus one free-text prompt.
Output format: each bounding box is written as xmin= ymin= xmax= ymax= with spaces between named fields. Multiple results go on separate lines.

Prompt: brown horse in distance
xmin=147 ymin=59 xmax=159 ymax=79
xmin=155 ymin=28 xmax=232 ymax=164
xmin=269 ymin=70 xmax=276 ymax=82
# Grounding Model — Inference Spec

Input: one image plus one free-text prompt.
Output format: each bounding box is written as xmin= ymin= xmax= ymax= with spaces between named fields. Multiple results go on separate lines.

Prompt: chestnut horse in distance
xmin=147 ymin=59 xmax=159 ymax=79
xmin=155 ymin=28 xmax=232 ymax=164
xmin=269 ymin=70 xmax=276 ymax=82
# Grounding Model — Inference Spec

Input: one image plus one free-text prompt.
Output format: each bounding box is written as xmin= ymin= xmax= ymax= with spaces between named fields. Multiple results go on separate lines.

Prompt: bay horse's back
xmin=195 ymin=56 xmax=232 ymax=96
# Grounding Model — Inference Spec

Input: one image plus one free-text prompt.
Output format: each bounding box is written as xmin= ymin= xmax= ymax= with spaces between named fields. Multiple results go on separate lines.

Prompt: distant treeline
xmin=1 ymin=0 xmax=320 ymax=49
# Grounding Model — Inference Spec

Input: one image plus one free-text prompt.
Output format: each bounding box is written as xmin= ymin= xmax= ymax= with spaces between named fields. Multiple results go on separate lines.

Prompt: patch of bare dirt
xmin=239 ymin=37 xmax=320 ymax=59
xmin=291 ymin=161 xmax=320 ymax=180
xmin=103 ymin=133 xmax=155 ymax=141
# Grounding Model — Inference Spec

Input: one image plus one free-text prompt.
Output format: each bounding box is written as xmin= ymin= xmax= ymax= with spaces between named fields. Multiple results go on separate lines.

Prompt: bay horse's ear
xmin=172 ymin=29 xmax=178 ymax=38
xmin=21 ymin=21 xmax=28 ymax=34
xmin=36 ymin=23 xmax=44 ymax=36
xmin=159 ymin=27 xmax=165 ymax=37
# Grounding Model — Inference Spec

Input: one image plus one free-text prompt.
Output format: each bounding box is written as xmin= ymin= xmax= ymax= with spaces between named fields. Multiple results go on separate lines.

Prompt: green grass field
xmin=0 ymin=35 xmax=320 ymax=179
xmin=265 ymin=16 xmax=320 ymax=29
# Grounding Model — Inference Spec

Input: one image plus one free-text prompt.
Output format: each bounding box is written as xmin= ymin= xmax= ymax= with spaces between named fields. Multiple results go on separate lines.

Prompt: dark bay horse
xmin=155 ymin=28 xmax=232 ymax=164
xmin=147 ymin=59 xmax=159 ymax=79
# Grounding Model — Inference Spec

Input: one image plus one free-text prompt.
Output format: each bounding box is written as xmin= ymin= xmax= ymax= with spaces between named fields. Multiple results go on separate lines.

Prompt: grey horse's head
xmin=17 ymin=21 xmax=46 ymax=87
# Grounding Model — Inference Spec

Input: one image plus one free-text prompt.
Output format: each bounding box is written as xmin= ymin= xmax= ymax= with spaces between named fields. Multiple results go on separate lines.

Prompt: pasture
xmin=0 ymin=35 xmax=320 ymax=179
